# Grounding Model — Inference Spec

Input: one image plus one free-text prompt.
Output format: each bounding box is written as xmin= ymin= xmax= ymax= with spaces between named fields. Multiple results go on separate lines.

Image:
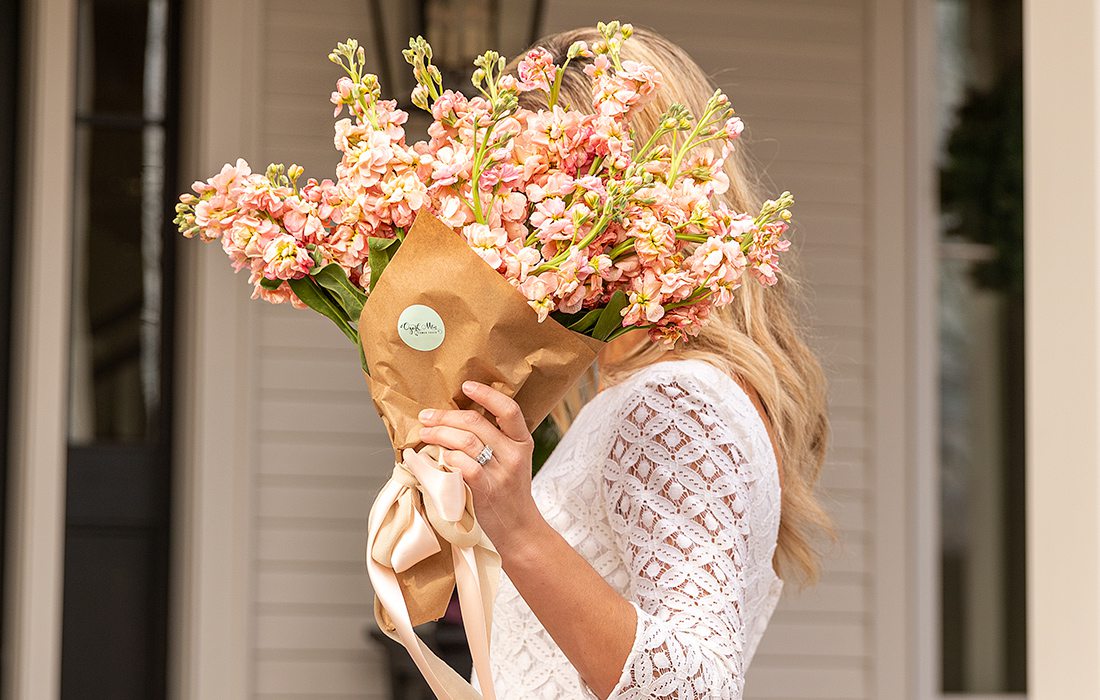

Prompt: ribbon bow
xmin=366 ymin=446 xmax=500 ymax=699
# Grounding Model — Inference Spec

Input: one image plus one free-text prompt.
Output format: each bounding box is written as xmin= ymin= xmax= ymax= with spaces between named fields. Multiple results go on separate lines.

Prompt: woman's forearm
xmin=494 ymin=515 xmax=637 ymax=699
xmin=415 ymin=382 xmax=637 ymax=696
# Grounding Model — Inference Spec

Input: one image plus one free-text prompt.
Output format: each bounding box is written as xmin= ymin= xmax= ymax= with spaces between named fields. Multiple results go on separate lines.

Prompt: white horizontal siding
xmin=253 ymin=2 xmax=393 ymax=698
xmin=244 ymin=0 xmax=880 ymax=698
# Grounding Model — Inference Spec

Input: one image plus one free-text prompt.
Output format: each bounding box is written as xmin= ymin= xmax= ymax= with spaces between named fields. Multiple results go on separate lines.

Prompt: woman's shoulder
xmin=600 ymin=357 xmax=776 ymax=461
xmin=595 ymin=357 xmax=759 ymax=431
xmin=608 ymin=357 xmax=748 ymax=406
xmin=595 ymin=357 xmax=781 ymax=495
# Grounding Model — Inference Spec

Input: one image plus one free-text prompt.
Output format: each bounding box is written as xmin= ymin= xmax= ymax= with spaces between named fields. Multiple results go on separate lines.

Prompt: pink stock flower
xmin=192 ymin=196 xmax=235 ymax=240
xmin=435 ymin=195 xmax=471 ymax=229
xmin=251 ymin=279 xmax=301 ymax=308
xmin=178 ymin=31 xmax=794 ymax=345
xmin=651 ymin=304 xmax=710 ymax=344
xmin=380 ymin=170 xmax=428 ymax=227
xmin=524 ymin=172 xmax=575 ymax=203
xmin=516 ymin=48 xmax=556 ymax=93
xmin=331 ymin=76 xmax=354 ymax=116
xmin=592 ymin=59 xmax=661 ymax=117
xmin=517 ymin=272 xmax=559 ymax=322
xmin=724 ymin=116 xmax=745 ymax=140
xmin=464 ymin=222 xmax=509 ymax=270
xmin=745 ymin=222 xmax=791 ymax=286
xmin=503 ymin=243 xmax=542 ymax=282
xmin=324 ymin=224 xmax=368 ymax=268
xmin=222 ymin=214 xmax=278 ymax=270
xmin=211 ymin=158 xmax=251 ymax=195
xmin=281 ymin=197 xmax=326 ymax=242
xmin=630 ymin=213 xmax=676 ymax=262
xmin=583 ymin=55 xmax=612 ymax=80
xmin=262 ymin=234 xmax=313 ymax=280
xmin=622 ymin=270 xmax=666 ymax=326
xmin=529 ymin=197 xmax=572 ymax=241
xmin=428 ymin=143 xmax=474 ymax=187
xmin=526 ymin=106 xmax=591 ymax=171
xmin=657 ymin=266 xmax=696 ymax=302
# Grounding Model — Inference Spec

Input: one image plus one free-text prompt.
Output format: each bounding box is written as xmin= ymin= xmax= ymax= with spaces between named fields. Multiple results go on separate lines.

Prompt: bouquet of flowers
xmin=175 ymin=21 xmax=793 ymax=699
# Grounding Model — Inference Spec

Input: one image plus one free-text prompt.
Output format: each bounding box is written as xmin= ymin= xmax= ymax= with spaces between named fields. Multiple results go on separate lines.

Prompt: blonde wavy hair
xmin=508 ymin=26 xmax=834 ymax=586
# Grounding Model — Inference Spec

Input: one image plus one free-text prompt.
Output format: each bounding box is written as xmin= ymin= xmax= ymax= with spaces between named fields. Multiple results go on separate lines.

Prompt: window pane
xmin=68 ymin=0 xmax=170 ymax=445
xmin=937 ymin=0 xmax=1026 ymax=693
xmin=63 ymin=1 xmax=176 ymax=697
xmin=69 ymin=123 xmax=165 ymax=443
xmin=76 ymin=0 xmax=159 ymax=119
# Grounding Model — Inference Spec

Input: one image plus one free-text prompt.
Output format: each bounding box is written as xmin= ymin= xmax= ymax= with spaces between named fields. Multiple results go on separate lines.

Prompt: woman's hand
xmin=417 ymin=380 xmax=545 ymax=551
xmin=421 ymin=381 xmax=637 ymax=698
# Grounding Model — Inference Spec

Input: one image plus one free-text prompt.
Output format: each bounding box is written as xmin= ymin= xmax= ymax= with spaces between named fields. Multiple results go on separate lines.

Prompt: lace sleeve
xmin=588 ymin=369 xmax=757 ymax=700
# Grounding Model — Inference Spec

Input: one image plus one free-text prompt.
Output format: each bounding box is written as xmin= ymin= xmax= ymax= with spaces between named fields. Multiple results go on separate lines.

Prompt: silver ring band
xmin=474 ymin=445 xmax=493 ymax=466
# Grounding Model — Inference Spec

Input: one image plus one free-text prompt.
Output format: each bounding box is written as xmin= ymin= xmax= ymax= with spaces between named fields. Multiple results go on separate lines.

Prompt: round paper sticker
xmin=397 ymin=304 xmax=446 ymax=352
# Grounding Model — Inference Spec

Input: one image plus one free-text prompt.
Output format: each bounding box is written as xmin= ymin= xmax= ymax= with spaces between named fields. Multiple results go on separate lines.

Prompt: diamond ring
xmin=475 ymin=445 xmax=493 ymax=466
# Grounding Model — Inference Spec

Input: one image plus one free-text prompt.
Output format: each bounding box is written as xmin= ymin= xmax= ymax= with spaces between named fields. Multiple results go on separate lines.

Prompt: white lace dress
xmin=471 ymin=358 xmax=784 ymax=699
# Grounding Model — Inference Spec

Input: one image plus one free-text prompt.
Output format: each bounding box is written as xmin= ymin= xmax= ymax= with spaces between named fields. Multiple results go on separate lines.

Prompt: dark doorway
xmin=0 ymin=0 xmax=22 ymax=684
xmin=61 ymin=0 xmax=181 ymax=697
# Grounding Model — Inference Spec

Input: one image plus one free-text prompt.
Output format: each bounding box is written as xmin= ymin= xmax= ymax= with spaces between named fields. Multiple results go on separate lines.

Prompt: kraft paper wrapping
xmin=359 ymin=210 xmax=603 ymax=698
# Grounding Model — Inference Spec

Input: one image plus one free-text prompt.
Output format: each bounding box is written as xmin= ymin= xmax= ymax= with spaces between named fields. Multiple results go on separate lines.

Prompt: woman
xmin=417 ymin=26 xmax=833 ymax=699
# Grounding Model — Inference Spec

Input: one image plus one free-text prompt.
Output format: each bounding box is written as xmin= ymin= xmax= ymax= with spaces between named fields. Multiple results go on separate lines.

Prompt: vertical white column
xmin=869 ymin=0 xmax=918 ymax=697
xmin=169 ymin=0 xmax=260 ymax=697
xmin=1024 ymin=0 xmax=1100 ymax=698
xmin=2 ymin=0 xmax=76 ymax=698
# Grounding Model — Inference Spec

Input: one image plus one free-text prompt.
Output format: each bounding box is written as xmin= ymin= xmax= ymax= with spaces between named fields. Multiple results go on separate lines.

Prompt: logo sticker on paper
xmin=397 ymin=304 xmax=446 ymax=352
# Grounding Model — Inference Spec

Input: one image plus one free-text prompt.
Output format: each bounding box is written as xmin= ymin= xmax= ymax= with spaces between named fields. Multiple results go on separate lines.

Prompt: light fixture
xmin=366 ymin=0 xmax=545 ymax=101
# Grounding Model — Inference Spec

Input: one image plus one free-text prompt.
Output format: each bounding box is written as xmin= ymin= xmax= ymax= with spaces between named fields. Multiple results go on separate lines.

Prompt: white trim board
xmin=169 ymin=0 xmax=262 ymax=697
xmin=1023 ymin=0 xmax=1100 ymax=698
xmin=910 ymin=0 xmax=943 ymax=696
xmin=868 ymin=0 xmax=917 ymax=696
xmin=2 ymin=0 xmax=76 ymax=697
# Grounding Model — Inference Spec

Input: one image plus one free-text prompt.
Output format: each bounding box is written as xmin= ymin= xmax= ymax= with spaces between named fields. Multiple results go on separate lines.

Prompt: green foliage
xmin=287 ymin=276 xmax=359 ymax=345
xmin=940 ymin=62 xmax=1024 ymax=296
xmin=367 ymin=236 xmax=402 ymax=292
xmin=312 ymin=263 xmax=367 ymax=320
xmin=531 ymin=416 xmax=561 ymax=475
xmin=591 ymin=290 xmax=628 ymax=340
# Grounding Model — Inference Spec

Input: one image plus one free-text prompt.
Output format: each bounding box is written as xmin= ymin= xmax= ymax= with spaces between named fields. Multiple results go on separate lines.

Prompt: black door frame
xmin=59 ymin=1 xmax=182 ymax=697
xmin=0 ymin=0 xmax=24 ymax=682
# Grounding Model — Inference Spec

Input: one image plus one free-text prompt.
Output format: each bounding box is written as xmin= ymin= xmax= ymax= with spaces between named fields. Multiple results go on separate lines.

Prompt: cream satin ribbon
xmin=366 ymin=446 xmax=500 ymax=700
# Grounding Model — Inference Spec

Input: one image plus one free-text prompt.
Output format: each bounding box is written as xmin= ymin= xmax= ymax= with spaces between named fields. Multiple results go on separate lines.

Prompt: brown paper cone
xmin=360 ymin=210 xmax=603 ymax=626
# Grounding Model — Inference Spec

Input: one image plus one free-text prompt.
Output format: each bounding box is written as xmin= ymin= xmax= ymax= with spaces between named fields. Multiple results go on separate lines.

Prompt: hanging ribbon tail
xmin=365 ymin=447 xmax=501 ymax=700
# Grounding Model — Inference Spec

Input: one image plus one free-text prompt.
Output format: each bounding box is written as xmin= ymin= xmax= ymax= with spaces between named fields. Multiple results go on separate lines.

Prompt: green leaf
xmin=549 ymin=308 xmax=583 ymax=327
xmin=565 ymin=307 xmax=602 ymax=333
xmin=287 ymin=276 xmax=359 ymax=345
xmin=367 ymin=236 xmax=401 ymax=292
xmin=259 ymin=276 xmax=283 ymax=291
xmin=604 ymin=324 xmax=641 ymax=342
xmin=592 ymin=290 xmax=628 ymax=341
xmin=311 ymin=263 xmax=367 ymax=319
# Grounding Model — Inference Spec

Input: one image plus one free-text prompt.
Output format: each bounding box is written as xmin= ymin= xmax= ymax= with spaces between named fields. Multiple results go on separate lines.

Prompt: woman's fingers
xmin=419 ymin=407 xmax=500 ymax=448
xmin=418 ymin=424 xmax=490 ymax=461
xmin=461 ymin=381 xmax=530 ymax=442
xmin=439 ymin=449 xmax=485 ymax=487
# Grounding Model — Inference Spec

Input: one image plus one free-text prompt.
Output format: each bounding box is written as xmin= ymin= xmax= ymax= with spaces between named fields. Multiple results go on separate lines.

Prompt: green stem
xmin=470 ymin=121 xmax=497 ymax=223
xmin=533 ymin=210 xmax=613 ymax=273
xmin=547 ymin=56 xmax=575 ymax=109
xmin=663 ymin=287 xmax=713 ymax=311
xmin=609 ymin=239 xmax=634 ymax=259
